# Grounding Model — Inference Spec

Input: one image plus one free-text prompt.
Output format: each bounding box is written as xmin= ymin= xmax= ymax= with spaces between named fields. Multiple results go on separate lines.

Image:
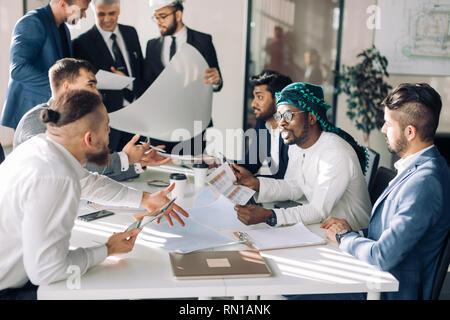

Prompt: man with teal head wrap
xmin=232 ymin=82 xmax=371 ymax=232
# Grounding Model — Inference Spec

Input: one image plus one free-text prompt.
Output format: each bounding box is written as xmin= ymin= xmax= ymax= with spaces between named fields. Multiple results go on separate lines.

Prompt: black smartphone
xmin=78 ymin=210 xmax=115 ymax=222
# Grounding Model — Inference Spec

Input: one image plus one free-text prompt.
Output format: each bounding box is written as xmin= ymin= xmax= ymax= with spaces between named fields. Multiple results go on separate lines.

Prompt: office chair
xmin=365 ymin=148 xmax=380 ymax=191
xmin=369 ymin=166 xmax=396 ymax=205
xmin=0 ymin=143 xmax=5 ymax=165
xmin=431 ymin=231 xmax=450 ymax=300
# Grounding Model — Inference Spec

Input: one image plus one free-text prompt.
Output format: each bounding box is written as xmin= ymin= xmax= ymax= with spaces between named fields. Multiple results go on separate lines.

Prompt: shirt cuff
xmin=85 ymin=244 xmax=108 ymax=270
xmin=117 ymin=151 xmax=130 ymax=172
xmin=134 ymin=163 xmax=145 ymax=174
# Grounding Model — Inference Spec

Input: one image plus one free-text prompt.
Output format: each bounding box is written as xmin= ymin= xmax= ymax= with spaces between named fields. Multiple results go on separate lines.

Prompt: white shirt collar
xmin=96 ymin=23 xmax=119 ymax=41
xmin=168 ymin=25 xmax=187 ymax=41
xmin=394 ymin=144 xmax=434 ymax=174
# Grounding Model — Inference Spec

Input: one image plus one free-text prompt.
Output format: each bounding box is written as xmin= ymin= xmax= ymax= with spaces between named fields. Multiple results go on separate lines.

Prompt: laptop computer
xmin=169 ymin=250 xmax=272 ymax=280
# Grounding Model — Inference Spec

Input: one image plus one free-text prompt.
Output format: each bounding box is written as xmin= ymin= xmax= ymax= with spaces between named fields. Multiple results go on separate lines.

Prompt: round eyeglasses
xmin=151 ymin=9 xmax=177 ymax=22
xmin=274 ymin=110 xmax=307 ymax=124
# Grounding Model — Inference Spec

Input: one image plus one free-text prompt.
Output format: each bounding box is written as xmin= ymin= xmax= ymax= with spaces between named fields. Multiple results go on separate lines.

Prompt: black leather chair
xmin=431 ymin=231 xmax=450 ymax=300
xmin=365 ymin=148 xmax=380 ymax=191
xmin=0 ymin=143 xmax=5 ymax=165
xmin=368 ymin=167 xmax=396 ymax=205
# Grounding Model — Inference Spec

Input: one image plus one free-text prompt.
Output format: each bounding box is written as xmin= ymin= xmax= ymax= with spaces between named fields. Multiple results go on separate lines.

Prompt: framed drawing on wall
xmin=374 ymin=0 xmax=450 ymax=76
xmin=23 ymin=0 xmax=49 ymax=14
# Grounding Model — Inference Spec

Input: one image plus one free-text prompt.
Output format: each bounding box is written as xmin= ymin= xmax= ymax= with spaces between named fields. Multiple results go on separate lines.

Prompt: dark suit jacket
xmin=73 ymin=24 xmax=145 ymax=151
xmin=239 ymin=120 xmax=289 ymax=179
xmin=143 ymin=27 xmax=223 ymax=92
xmin=1 ymin=4 xmax=72 ymax=129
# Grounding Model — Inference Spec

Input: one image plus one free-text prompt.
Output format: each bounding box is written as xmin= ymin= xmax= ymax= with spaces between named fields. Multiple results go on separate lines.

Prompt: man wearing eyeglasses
xmin=143 ymin=0 xmax=223 ymax=155
xmin=232 ymin=82 xmax=371 ymax=232
xmin=73 ymin=0 xmax=146 ymax=152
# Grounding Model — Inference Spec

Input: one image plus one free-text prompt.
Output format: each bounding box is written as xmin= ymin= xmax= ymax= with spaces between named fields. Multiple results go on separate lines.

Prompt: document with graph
xmin=205 ymin=163 xmax=255 ymax=205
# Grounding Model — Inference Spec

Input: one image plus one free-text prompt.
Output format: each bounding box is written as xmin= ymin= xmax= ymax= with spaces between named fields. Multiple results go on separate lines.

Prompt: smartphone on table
xmin=78 ymin=210 xmax=115 ymax=222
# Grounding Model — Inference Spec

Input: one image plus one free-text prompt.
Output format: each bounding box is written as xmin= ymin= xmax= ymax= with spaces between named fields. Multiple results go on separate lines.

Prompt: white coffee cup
xmin=169 ymin=173 xmax=187 ymax=200
xmin=193 ymin=162 xmax=209 ymax=189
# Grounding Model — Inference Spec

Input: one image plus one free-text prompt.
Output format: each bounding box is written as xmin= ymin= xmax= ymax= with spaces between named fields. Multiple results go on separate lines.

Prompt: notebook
xmin=234 ymin=223 xmax=327 ymax=251
xmin=169 ymin=250 xmax=272 ymax=280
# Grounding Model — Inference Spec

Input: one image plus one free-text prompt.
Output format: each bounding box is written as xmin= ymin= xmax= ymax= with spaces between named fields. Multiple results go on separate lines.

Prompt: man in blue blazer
xmin=323 ymin=83 xmax=450 ymax=300
xmin=1 ymin=0 xmax=90 ymax=129
xmin=238 ymin=70 xmax=292 ymax=179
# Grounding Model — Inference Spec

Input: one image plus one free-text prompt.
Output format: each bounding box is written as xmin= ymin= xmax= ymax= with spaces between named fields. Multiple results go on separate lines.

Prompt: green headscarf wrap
xmin=276 ymin=82 xmax=369 ymax=175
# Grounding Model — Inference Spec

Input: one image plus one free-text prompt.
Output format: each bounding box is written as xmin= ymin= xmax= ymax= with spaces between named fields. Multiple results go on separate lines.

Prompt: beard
xmin=86 ymin=144 xmax=111 ymax=167
xmin=281 ymin=121 xmax=310 ymax=146
xmin=386 ymin=134 xmax=408 ymax=157
xmin=160 ymin=18 xmax=178 ymax=36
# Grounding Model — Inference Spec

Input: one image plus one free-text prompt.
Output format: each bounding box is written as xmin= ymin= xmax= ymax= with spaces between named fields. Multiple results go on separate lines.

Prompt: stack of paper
xmin=238 ymin=224 xmax=327 ymax=251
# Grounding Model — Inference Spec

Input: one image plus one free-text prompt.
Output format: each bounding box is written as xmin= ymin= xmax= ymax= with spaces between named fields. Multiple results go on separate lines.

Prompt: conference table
xmin=37 ymin=165 xmax=399 ymax=300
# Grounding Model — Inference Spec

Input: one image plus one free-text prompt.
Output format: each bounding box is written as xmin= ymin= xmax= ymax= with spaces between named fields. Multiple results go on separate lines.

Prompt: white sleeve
xmin=21 ymin=177 xmax=107 ymax=286
xmin=255 ymin=176 xmax=304 ymax=203
xmin=78 ymin=169 xmax=143 ymax=208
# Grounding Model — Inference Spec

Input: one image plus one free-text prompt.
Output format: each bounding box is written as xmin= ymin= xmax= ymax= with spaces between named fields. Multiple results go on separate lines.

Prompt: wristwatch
xmin=266 ymin=210 xmax=277 ymax=227
xmin=335 ymin=229 xmax=351 ymax=244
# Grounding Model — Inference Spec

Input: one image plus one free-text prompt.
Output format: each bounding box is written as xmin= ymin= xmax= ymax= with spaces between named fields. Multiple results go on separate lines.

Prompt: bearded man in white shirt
xmin=232 ymin=82 xmax=371 ymax=231
xmin=0 ymin=90 xmax=188 ymax=300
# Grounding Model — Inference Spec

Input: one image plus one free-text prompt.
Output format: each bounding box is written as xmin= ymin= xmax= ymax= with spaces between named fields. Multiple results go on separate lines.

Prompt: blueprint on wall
xmin=375 ymin=0 xmax=450 ymax=76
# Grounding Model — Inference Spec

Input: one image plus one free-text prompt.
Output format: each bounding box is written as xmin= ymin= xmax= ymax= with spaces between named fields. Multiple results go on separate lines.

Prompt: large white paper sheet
xmin=108 ymin=44 xmax=213 ymax=141
xmin=140 ymin=215 xmax=235 ymax=253
xmin=96 ymin=70 xmax=135 ymax=90
xmin=189 ymin=195 xmax=247 ymax=231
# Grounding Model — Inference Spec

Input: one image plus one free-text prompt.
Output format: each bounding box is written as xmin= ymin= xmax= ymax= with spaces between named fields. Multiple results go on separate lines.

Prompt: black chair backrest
xmin=431 ymin=231 xmax=450 ymax=300
xmin=369 ymin=166 xmax=396 ymax=205
xmin=365 ymin=148 xmax=380 ymax=191
xmin=0 ymin=143 xmax=5 ymax=165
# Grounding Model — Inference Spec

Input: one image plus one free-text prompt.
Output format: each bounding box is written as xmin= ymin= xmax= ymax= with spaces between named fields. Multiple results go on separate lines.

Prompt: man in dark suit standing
xmin=144 ymin=0 xmax=223 ymax=155
xmin=73 ymin=0 xmax=146 ymax=152
xmin=1 ymin=0 xmax=91 ymax=129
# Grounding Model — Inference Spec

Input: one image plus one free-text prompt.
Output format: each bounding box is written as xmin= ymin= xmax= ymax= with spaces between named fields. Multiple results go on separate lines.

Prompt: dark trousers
xmin=0 ymin=281 xmax=38 ymax=300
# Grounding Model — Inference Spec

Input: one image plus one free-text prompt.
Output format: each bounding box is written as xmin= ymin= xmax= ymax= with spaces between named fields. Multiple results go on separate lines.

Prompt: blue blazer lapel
xmin=43 ymin=4 xmax=63 ymax=58
xmin=65 ymin=24 xmax=73 ymax=57
xmin=370 ymin=147 xmax=439 ymax=221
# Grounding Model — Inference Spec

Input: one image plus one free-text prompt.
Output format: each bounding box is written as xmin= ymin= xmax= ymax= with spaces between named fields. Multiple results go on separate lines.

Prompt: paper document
xmin=188 ymin=195 xmax=247 ymax=231
xmin=96 ymin=70 xmax=135 ymax=90
xmin=237 ymin=223 xmax=327 ymax=251
xmin=206 ymin=163 xmax=256 ymax=205
xmin=108 ymin=44 xmax=213 ymax=141
xmin=139 ymin=215 xmax=236 ymax=253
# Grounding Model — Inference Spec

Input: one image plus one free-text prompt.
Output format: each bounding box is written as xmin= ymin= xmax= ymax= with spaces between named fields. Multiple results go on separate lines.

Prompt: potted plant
xmin=335 ymin=46 xmax=392 ymax=146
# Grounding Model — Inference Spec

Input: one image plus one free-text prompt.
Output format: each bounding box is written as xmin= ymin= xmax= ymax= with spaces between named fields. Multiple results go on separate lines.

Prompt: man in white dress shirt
xmin=232 ymin=82 xmax=371 ymax=231
xmin=0 ymin=90 xmax=188 ymax=300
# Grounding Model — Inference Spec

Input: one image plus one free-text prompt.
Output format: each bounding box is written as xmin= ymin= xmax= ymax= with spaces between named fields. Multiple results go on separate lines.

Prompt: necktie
xmin=169 ymin=36 xmax=176 ymax=61
xmin=110 ymin=33 xmax=134 ymax=102
xmin=110 ymin=33 xmax=129 ymax=76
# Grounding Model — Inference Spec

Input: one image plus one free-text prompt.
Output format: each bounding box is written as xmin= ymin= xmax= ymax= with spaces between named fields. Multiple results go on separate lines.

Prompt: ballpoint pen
xmin=140 ymin=137 xmax=167 ymax=153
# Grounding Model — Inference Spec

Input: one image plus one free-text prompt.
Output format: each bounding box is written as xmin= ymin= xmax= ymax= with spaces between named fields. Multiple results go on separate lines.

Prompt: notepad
xmin=236 ymin=223 xmax=327 ymax=251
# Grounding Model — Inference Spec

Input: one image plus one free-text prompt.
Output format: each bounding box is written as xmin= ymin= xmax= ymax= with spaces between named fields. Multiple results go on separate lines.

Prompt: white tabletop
xmin=37 ymin=166 xmax=398 ymax=300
